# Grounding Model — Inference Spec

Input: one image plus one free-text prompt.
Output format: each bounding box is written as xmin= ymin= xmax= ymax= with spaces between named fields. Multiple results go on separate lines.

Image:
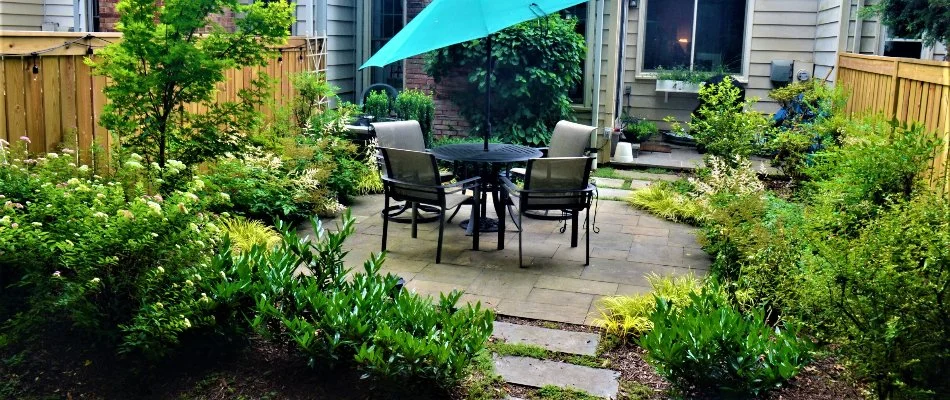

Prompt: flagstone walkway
xmin=306 ymin=194 xmax=710 ymax=326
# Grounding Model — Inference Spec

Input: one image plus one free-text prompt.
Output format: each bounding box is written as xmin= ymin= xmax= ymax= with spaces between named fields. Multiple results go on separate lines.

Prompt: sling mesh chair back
xmin=379 ymin=147 xmax=480 ymax=263
xmin=510 ymin=120 xmax=596 ymax=177
xmin=502 ymin=157 xmax=595 ymax=268
xmin=372 ymin=120 xmax=427 ymax=152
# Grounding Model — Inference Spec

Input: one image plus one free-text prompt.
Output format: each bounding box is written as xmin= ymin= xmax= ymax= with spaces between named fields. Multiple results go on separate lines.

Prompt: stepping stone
xmin=628 ymin=179 xmax=653 ymax=189
xmin=597 ymin=187 xmax=632 ymax=200
xmin=591 ymin=177 xmax=625 ymax=188
xmin=493 ymin=355 xmax=620 ymax=399
xmin=493 ymin=321 xmax=600 ymax=356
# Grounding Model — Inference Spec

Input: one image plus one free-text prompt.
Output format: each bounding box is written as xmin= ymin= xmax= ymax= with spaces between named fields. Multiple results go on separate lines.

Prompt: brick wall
xmin=95 ymin=0 xmax=237 ymax=32
xmin=404 ymin=0 xmax=473 ymax=139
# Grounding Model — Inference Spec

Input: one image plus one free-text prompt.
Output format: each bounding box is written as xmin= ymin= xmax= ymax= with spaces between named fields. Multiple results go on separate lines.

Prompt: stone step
xmin=492 ymin=321 xmax=600 ymax=356
xmin=591 ymin=177 xmax=625 ymax=188
xmin=596 ymin=187 xmax=633 ymax=200
xmin=493 ymin=355 xmax=620 ymax=399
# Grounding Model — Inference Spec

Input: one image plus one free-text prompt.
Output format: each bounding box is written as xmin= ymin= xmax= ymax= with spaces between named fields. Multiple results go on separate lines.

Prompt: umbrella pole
xmin=484 ymin=34 xmax=492 ymax=152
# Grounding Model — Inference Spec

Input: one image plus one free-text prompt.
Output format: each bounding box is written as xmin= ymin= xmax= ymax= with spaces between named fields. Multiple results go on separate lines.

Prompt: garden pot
xmin=613 ymin=142 xmax=635 ymax=163
xmin=610 ymin=131 xmax=621 ymax=157
xmin=662 ymin=131 xmax=697 ymax=147
xmin=655 ymin=79 xmax=701 ymax=93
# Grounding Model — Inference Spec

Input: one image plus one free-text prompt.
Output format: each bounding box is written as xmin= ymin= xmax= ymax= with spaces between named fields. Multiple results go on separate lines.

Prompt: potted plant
xmin=363 ymin=89 xmax=393 ymax=122
xmin=621 ymin=116 xmax=658 ymax=143
xmin=661 ymin=116 xmax=697 ymax=147
xmin=654 ymin=66 xmax=714 ymax=93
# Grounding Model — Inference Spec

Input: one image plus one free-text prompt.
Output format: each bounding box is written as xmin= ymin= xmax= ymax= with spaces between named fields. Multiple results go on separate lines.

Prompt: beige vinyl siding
xmin=43 ymin=0 xmax=74 ymax=31
xmin=845 ymin=0 xmax=882 ymax=54
xmin=814 ymin=0 xmax=843 ymax=81
xmin=1 ymin=0 xmax=44 ymax=31
xmin=327 ymin=0 xmax=356 ymax=102
xmin=622 ymin=0 xmax=820 ymax=125
xmin=934 ymin=42 xmax=947 ymax=61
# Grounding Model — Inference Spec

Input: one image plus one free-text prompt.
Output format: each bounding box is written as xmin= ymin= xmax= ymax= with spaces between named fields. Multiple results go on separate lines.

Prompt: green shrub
xmin=689 ymin=77 xmax=773 ymax=161
xmin=425 ymin=15 xmax=585 ymax=146
xmin=804 ymin=118 xmax=939 ymax=234
xmin=0 ymin=149 xmax=232 ymax=360
xmin=819 ymin=193 xmax=949 ymax=398
xmin=641 ymin=287 xmax=810 ymax=397
xmin=594 ymin=273 xmax=703 ymax=338
xmin=364 ymin=90 xmax=391 ymax=121
xmin=291 ymin=71 xmax=336 ymax=131
xmin=394 ymin=89 xmax=436 ymax=147
xmin=210 ymin=213 xmax=495 ymax=388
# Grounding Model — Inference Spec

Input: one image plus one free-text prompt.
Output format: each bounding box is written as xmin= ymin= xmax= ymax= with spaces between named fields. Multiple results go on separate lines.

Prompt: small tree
xmin=90 ymin=0 xmax=295 ymax=167
xmin=865 ymin=0 xmax=950 ymax=58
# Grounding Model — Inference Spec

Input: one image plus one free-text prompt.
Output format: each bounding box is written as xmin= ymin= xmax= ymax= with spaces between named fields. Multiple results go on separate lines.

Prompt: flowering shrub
xmin=0 ymin=143 xmax=234 ymax=360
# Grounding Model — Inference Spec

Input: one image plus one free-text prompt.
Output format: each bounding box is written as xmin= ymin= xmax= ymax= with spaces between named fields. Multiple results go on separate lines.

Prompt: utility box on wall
xmin=770 ymin=60 xmax=793 ymax=87
xmin=793 ymin=61 xmax=815 ymax=82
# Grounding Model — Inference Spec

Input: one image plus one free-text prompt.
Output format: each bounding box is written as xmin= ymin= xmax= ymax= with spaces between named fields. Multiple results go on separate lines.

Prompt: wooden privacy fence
xmin=0 ymin=32 xmax=326 ymax=163
xmin=836 ymin=53 xmax=950 ymax=190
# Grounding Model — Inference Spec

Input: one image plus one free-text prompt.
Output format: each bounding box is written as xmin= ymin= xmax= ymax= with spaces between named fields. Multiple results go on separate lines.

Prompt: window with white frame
xmin=641 ymin=0 xmax=748 ymax=74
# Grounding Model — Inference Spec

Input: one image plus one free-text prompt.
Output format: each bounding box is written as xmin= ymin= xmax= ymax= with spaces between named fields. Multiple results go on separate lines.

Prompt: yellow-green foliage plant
xmin=221 ymin=217 xmax=281 ymax=254
xmin=627 ymin=184 xmax=703 ymax=224
xmin=594 ymin=272 xmax=704 ymax=338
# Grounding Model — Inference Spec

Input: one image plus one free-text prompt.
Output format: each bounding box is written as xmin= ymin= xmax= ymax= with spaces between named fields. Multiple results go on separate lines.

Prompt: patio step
xmin=493 ymin=355 xmax=620 ymax=399
xmin=492 ymin=321 xmax=600 ymax=356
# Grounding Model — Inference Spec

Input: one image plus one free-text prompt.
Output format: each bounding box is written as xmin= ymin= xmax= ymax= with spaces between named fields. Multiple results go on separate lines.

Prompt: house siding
xmin=814 ymin=0 xmax=843 ymax=82
xmin=327 ymin=0 xmax=356 ymax=102
xmin=1 ymin=0 xmax=45 ymax=31
xmin=623 ymin=0 xmax=820 ymax=126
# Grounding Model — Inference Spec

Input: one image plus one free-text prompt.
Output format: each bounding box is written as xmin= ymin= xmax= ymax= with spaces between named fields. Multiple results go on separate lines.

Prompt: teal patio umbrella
xmin=359 ymin=0 xmax=587 ymax=151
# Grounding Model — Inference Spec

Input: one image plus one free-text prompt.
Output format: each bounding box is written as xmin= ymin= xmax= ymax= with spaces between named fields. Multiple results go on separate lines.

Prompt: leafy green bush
xmin=804 ymin=118 xmax=938 ymax=234
xmin=641 ymin=287 xmax=810 ymax=397
xmin=818 ymin=193 xmax=950 ymax=398
xmin=689 ymin=77 xmax=773 ymax=161
xmin=394 ymin=89 xmax=436 ymax=147
xmin=364 ymin=90 xmax=392 ymax=121
xmin=767 ymin=79 xmax=848 ymax=181
xmin=209 ymin=213 xmax=495 ymax=388
xmin=291 ymin=71 xmax=336 ymax=131
xmin=425 ymin=15 xmax=585 ymax=146
xmin=0 ymin=147 xmax=233 ymax=360
xmin=594 ymin=273 xmax=703 ymax=338
xmin=220 ymin=217 xmax=281 ymax=254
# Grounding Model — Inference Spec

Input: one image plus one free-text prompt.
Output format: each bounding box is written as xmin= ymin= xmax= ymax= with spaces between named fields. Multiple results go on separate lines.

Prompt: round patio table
xmin=430 ymin=143 xmax=542 ymax=244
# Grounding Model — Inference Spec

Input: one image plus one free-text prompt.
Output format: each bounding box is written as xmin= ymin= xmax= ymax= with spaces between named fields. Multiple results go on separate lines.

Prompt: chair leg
xmin=382 ymin=196 xmax=389 ymax=253
xmin=585 ymin=208 xmax=590 ymax=266
xmin=518 ymin=213 xmax=524 ymax=268
xmin=411 ymin=202 xmax=418 ymax=239
xmin=437 ymin=208 xmax=445 ymax=264
xmin=494 ymin=190 xmax=504 ymax=250
xmin=472 ymin=187 xmax=480 ymax=251
xmin=447 ymin=203 xmax=463 ymax=222
xmin=571 ymin=211 xmax=579 ymax=248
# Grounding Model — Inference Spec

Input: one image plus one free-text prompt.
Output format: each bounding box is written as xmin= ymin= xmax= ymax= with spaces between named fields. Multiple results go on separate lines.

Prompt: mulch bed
xmin=2 ymin=317 xmax=866 ymax=400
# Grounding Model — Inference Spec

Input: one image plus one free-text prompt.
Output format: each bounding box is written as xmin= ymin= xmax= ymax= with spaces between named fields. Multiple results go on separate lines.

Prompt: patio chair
xmin=509 ymin=120 xmax=596 ymax=177
xmin=379 ymin=147 xmax=481 ymax=264
xmin=501 ymin=157 xmax=595 ymax=268
xmin=372 ymin=120 xmax=455 ymax=223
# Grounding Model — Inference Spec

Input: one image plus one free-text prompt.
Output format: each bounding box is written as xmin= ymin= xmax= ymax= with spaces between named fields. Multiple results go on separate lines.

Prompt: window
xmin=562 ymin=3 xmax=592 ymax=104
xmin=641 ymin=0 xmax=748 ymax=74
xmin=369 ymin=0 xmax=404 ymax=88
xmin=879 ymin=28 xmax=932 ymax=59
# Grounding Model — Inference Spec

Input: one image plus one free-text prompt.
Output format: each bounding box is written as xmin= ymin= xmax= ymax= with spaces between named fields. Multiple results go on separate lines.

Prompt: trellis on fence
xmin=0 ymin=32 xmax=326 ymax=164
xmin=836 ymin=52 xmax=950 ymax=191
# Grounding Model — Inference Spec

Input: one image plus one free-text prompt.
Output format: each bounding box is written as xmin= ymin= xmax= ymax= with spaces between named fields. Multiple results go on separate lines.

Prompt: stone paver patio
xmin=309 ymin=194 xmax=710 ymax=325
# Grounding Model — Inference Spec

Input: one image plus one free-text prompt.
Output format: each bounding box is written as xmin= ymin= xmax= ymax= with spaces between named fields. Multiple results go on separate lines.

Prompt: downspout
xmin=614 ymin=0 xmax=627 ymax=119
xmin=852 ymin=0 xmax=865 ymax=53
xmin=591 ymin=0 xmax=605 ymax=127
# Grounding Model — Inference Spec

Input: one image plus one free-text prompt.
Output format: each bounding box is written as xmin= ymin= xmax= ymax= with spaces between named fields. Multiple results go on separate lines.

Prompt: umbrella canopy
xmin=360 ymin=0 xmax=587 ymax=69
xmin=359 ymin=0 xmax=587 ymax=150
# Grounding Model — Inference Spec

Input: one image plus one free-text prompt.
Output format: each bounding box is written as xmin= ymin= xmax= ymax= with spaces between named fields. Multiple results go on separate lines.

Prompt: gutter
xmin=591 ymin=0 xmax=604 ymax=127
xmin=614 ymin=0 xmax=627 ymax=119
